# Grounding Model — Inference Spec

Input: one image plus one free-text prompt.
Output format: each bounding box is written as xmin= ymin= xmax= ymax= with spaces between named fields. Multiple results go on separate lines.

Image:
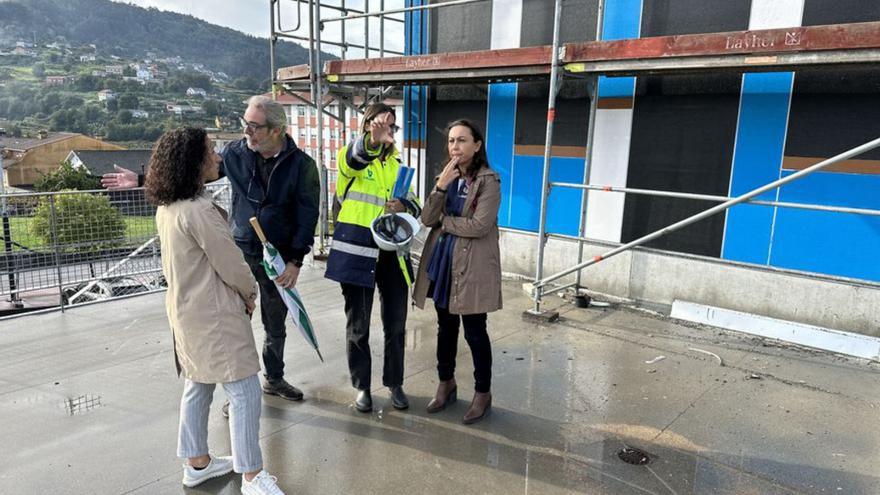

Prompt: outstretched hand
xmin=101 ymin=165 xmax=139 ymax=190
xmin=368 ymin=112 xmax=396 ymax=148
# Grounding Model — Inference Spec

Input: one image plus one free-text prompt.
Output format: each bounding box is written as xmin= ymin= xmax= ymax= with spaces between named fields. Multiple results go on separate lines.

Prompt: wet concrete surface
xmin=1 ymin=263 xmax=878 ymax=494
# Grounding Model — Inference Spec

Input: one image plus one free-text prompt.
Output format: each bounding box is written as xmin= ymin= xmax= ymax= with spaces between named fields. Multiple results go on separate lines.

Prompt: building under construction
xmin=274 ymin=0 xmax=880 ymax=351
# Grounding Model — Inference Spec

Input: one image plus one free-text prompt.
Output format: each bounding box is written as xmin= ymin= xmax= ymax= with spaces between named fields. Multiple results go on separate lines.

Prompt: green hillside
xmin=0 ymin=0 xmax=324 ymax=144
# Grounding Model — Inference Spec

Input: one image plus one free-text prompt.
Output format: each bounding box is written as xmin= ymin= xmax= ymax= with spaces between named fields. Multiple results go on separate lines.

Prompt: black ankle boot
xmin=355 ymin=389 xmax=372 ymax=412
xmin=389 ymin=385 xmax=409 ymax=410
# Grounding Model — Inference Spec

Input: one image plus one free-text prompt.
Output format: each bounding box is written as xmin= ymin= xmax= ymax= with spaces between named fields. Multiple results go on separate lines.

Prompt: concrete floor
xmin=1 ymin=263 xmax=878 ymax=494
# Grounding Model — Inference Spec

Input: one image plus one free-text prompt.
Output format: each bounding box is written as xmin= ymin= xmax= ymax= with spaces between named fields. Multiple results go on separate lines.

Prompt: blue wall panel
xmin=508 ymin=155 xmax=585 ymax=235
xmin=770 ymin=171 xmax=880 ymax=281
xmin=604 ymin=0 xmax=643 ymax=40
xmin=723 ymin=72 xmax=793 ymax=264
xmin=486 ymin=83 xmax=518 ymax=227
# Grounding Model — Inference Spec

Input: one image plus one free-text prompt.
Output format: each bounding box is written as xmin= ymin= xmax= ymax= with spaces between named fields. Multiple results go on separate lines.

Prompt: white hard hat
xmin=370 ymin=213 xmax=421 ymax=252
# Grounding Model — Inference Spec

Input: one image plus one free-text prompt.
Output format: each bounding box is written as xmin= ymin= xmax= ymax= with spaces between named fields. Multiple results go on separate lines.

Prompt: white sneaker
xmin=241 ymin=470 xmax=285 ymax=495
xmin=182 ymin=456 xmax=234 ymax=487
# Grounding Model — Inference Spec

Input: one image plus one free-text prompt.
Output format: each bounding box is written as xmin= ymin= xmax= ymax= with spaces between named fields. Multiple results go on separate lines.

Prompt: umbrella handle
xmin=249 ymin=217 xmax=269 ymax=243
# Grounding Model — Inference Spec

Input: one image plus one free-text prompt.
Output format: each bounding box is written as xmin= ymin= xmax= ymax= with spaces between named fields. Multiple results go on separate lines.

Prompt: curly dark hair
xmin=443 ymin=119 xmax=490 ymax=178
xmin=145 ymin=127 xmax=208 ymax=205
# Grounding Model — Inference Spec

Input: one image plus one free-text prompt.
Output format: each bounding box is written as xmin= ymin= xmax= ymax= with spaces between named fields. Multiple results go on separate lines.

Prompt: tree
xmin=33 ymin=160 xmax=101 ymax=192
xmin=118 ymin=93 xmax=139 ymax=110
xmin=32 ymin=192 xmax=126 ymax=252
xmin=202 ymin=99 xmax=221 ymax=118
xmin=122 ymin=66 xmax=136 ymax=77
xmin=32 ymin=63 xmax=45 ymax=78
xmin=83 ymin=104 xmax=103 ymax=122
xmin=105 ymin=98 xmax=118 ymax=113
xmin=63 ymin=95 xmax=84 ymax=109
xmin=234 ymin=76 xmax=259 ymax=91
xmin=75 ymin=75 xmax=100 ymax=91
xmin=117 ymin=109 xmax=133 ymax=124
xmin=41 ymin=92 xmax=63 ymax=114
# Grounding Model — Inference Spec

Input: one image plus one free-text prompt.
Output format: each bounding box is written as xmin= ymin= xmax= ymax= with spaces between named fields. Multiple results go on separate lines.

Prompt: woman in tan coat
xmin=148 ymin=127 xmax=285 ymax=495
xmin=413 ymin=119 xmax=502 ymax=425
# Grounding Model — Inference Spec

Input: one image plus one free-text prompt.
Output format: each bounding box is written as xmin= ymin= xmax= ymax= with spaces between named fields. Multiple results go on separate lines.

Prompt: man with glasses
xmin=102 ymin=96 xmax=319 ymax=408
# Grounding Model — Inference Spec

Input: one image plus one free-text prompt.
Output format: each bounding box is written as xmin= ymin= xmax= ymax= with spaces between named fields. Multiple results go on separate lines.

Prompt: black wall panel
xmin=514 ymin=81 xmax=591 ymax=148
xmin=621 ymin=0 xmax=748 ymax=257
xmin=786 ymin=68 xmax=880 ymax=161
xmin=430 ymin=0 xmax=491 ymax=53
xmin=520 ymin=0 xmax=599 ymax=47
xmin=802 ymin=0 xmax=880 ymax=26
xmin=622 ymin=74 xmax=740 ymax=257
xmin=640 ymin=0 xmax=750 ymax=37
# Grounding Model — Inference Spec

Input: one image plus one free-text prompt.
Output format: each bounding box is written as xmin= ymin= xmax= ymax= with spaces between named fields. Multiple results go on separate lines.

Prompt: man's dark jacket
xmin=219 ymin=135 xmax=320 ymax=263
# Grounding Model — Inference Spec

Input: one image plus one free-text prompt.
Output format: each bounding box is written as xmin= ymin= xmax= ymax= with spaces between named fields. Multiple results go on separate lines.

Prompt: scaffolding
xmin=270 ymin=1 xmax=880 ymax=316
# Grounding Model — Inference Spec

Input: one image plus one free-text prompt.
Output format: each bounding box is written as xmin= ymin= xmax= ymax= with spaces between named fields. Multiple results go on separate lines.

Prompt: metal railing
xmin=0 ymin=184 xmax=230 ymax=316
xmin=531 ymin=137 xmax=880 ymax=302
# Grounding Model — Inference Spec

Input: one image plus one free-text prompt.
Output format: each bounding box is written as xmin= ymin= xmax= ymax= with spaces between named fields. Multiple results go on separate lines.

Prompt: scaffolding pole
xmin=314 ymin=0 xmax=329 ymax=252
xmin=575 ymin=0 xmax=605 ymax=293
xmin=533 ymin=136 xmax=880 ymax=296
xmin=551 ymin=182 xmax=880 ymax=217
xmin=530 ymin=0 xmax=564 ymax=315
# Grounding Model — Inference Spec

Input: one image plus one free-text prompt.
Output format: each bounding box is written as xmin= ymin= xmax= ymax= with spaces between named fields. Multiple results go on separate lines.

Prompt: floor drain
xmin=62 ymin=394 xmax=102 ymax=416
xmin=617 ymin=447 xmax=651 ymax=465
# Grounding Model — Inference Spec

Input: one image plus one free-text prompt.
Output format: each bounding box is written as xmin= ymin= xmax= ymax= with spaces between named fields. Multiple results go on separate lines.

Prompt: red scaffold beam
xmin=275 ymin=21 xmax=880 ymax=85
xmin=563 ymin=21 xmax=880 ymax=63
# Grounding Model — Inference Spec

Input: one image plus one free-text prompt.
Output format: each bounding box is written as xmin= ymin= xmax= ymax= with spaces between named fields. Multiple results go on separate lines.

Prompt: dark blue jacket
xmin=219 ymin=136 xmax=320 ymax=263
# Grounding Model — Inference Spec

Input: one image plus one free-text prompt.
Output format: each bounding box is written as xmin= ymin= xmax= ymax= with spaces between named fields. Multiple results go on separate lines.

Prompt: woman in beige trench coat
xmin=412 ymin=119 xmax=502 ymax=425
xmin=148 ymin=127 xmax=285 ymax=495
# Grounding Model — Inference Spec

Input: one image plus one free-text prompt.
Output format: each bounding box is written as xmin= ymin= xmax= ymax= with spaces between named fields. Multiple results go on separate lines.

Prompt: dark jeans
xmin=244 ymin=253 xmax=288 ymax=383
xmin=341 ymin=251 xmax=407 ymax=390
xmin=435 ymin=304 xmax=492 ymax=393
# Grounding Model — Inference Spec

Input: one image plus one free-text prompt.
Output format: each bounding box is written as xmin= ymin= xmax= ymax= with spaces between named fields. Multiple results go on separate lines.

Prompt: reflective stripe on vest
xmin=346 ymin=190 xmax=386 ymax=208
xmin=331 ymin=240 xmax=380 ymax=259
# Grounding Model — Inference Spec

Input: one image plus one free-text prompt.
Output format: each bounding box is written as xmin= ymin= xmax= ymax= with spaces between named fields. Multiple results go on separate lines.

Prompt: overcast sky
xmin=111 ymin=0 xmax=406 ymax=56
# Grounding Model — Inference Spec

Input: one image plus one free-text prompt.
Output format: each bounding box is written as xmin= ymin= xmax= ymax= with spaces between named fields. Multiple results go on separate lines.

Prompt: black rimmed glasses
xmin=240 ymin=117 xmax=269 ymax=132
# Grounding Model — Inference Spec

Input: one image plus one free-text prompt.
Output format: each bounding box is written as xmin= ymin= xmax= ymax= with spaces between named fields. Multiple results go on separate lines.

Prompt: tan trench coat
xmin=156 ymin=194 xmax=260 ymax=383
xmin=413 ymin=167 xmax=502 ymax=315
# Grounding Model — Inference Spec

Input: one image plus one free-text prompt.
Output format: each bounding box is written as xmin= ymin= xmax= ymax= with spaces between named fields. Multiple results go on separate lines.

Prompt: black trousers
xmin=341 ymin=251 xmax=408 ymax=390
xmin=434 ymin=304 xmax=492 ymax=393
xmin=244 ymin=253 xmax=288 ymax=383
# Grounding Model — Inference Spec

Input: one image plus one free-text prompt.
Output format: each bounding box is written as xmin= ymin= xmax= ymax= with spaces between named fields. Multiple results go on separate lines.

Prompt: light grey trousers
xmin=177 ymin=374 xmax=263 ymax=473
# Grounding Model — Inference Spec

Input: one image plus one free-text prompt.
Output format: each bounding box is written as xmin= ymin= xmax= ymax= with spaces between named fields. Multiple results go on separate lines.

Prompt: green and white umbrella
xmin=249 ymin=217 xmax=323 ymax=362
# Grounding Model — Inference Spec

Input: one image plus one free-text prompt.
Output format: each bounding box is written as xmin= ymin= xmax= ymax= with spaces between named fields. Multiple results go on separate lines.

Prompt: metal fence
xmin=0 ymin=182 xmax=231 ymax=316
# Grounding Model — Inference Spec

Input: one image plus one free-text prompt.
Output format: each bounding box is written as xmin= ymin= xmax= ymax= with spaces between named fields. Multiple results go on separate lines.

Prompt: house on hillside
xmin=186 ymin=87 xmax=207 ymax=97
xmin=97 ymin=89 xmax=117 ymax=101
xmin=130 ymin=110 xmax=149 ymax=119
xmin=12 ymin=47 xmax=37 ymax=57
xmin=79 ymin=55 xmax=96 ymax=62
xmin=165 ymin=104 xmax=202 ymax=115
xmin=0 ymin=132 xmax=124 ymax=188
xmin=105 ymin=65 xmax=124 ymax=75
xmin=45 ymin=76 xmax=73 ymax=86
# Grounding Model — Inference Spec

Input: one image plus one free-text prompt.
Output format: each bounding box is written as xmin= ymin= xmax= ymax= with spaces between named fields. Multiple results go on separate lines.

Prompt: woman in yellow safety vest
xmin=325 ymin=103 xmax=420 ymax=413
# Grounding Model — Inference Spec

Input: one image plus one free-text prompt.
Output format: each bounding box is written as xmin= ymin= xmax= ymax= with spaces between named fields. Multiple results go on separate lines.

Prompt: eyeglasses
xmin=240 ymin=117 xmax=269 ymax=132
